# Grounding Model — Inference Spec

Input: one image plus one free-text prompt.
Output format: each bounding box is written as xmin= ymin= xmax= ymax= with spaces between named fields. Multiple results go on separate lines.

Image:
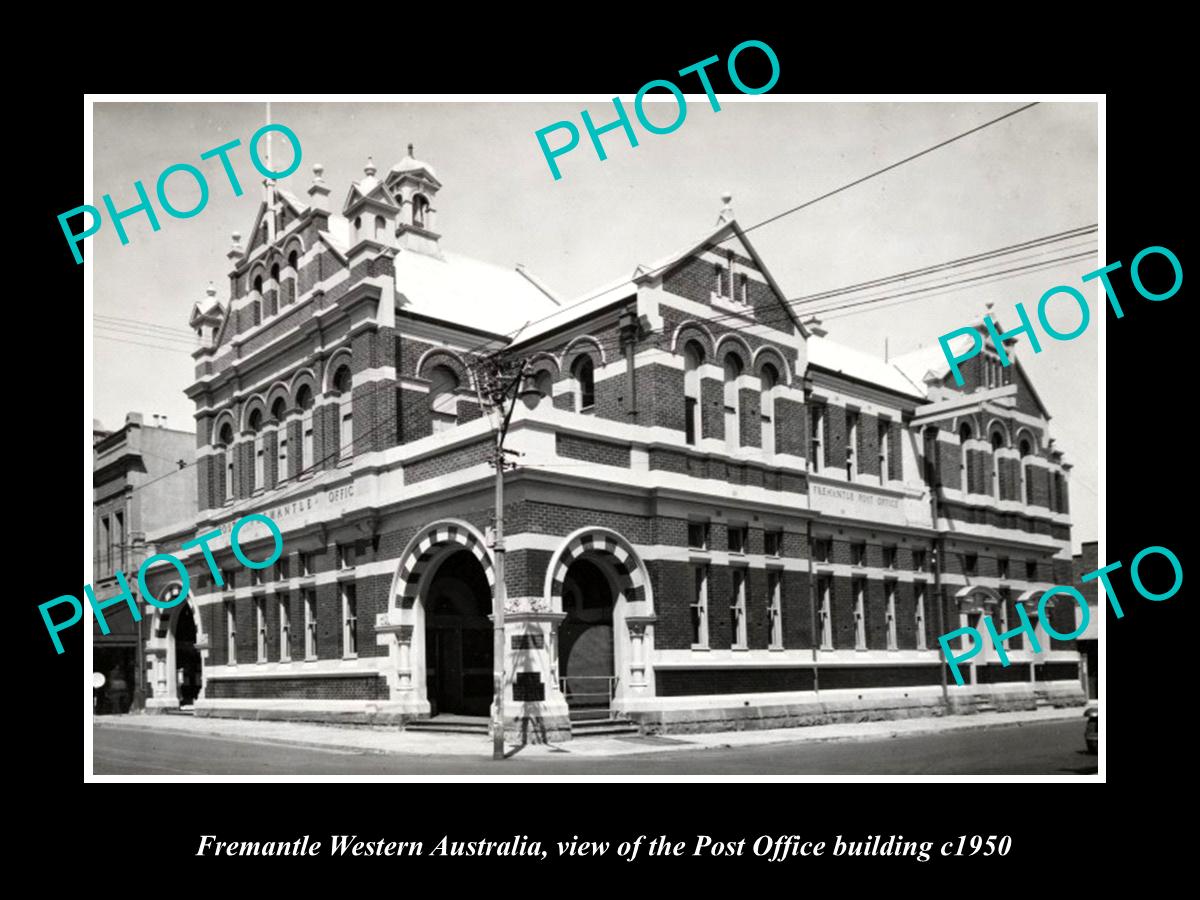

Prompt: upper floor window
xmin=965 ymin=553 xmax=979 ymax=577
xmin=760 ymin=363 xmax=779 ymax=455
xmin=572 ymin=356 xmax=595 ymax=412
xmin=687 ymin=521 xmax=710 ymax=550
xmin=1025 ymin=559 xmax=1038 ymax=581
xmin=270 ymin=263 xmax=280 ymax=285
xmin=288 ymin=249 xmax=299 ymax=273
xmin=727 ymin=524 xmax=748 ymax=554
xmin=220 ymin=422 xmax=235 ymax=501
xmin=845 ymin=410 xmax=859 ymax=480
xmin=248 ymin=409 xmax=264 ymax=491
xmin=374 ymin=215 xmax=386 ymax=240
xmin=809 ymin=403 xmax=825 ymax=470
xmin=991 ymin=431 xmax=1005 ymax=498
xmin=272 ymin=398 xmax=289 ymax=484
xmin=253 ymin=275 xmax=263 ymax=294
xmin=723 ymin=353 xmax=743 ymax=450
xmin=297 ymin=384 xmax=315 ymax=474
xmin=331 ymin=365 xmax=353 ymax=462
xmin=713 ymin=262 xmax=725 ymax=297
xmin=1020 ymin=438 xmax=1034 ymax=505
xmin=813 ymin=537 xmax=833 ymax=564
xmin=730 ymin=568 xmax=748 ymax=649
xmin=764 ymin=529 xmax=783 ymax=557
xmin=883 ymin=545 xmax=897 ymax=569
xmin=998 ymin=557 xmax=1010 ymax=580
xmin=850 ymin=541 xmax=867 ymax=567
xmin=683 ymin=341 xmax=704 ymax=445
xmin=913 ymin=549 xmax=928 ymax=572
xmin=413 ymin=194 xmax=429 ymax=228
xmin=429 ymin=365 xmax=460 ymax=433
xmin=959 ymin=422 xmax=973 ymax=492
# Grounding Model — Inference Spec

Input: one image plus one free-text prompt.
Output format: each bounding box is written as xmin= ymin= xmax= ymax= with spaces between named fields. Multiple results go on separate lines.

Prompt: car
xmin=1083 ymin=702 xmax=1098 ymax=754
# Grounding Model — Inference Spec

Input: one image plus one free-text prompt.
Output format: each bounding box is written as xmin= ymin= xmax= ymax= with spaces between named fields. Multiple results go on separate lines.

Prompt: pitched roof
xmin=807 ymin=335 xmax=927 ymax=399
xmin=890 ymin=333 xmax=978 ymax=389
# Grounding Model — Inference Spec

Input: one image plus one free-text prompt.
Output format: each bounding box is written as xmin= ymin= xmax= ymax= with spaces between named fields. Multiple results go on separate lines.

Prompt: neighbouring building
xmin=1073 ymin=540 xmax=1099 ymax=700
xmin=92 ymin=413 xmax=195 ymax=713
xmin=145 ymin=149 xmax=1087 ymax=739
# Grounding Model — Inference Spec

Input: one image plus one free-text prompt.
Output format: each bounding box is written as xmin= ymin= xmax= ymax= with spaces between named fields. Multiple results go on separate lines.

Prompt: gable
xmin=1012 ymin=359 xmax=1051 ymax=419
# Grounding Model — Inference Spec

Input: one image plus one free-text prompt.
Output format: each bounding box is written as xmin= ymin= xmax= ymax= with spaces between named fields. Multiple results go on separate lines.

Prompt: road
xmin=93 ymin=720 xmax=1095 ymax=775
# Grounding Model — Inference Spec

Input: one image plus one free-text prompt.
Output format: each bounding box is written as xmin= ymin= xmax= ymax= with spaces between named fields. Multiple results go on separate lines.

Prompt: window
xmin=256 ymin=597 xmax=267 ymax=662
xmin=374 ymin=215 xmax=386 ymax=239
xmin=845 ymin=409 xmax=859 ymax=480
xmin=878 ymin=417 xmax=890 ymax=482
xmin=817 ymin=574 xmax=833 ymax=650
xmin=998 ymin=557 xmax=1010 ymax=580
xmin=342 ymin=583 xmax=358 ymax=657
xmin=1025 ymin=559 xmax=1038 ymax=581
xmin=572 ymin=356 xmax=595 ymax=411
xmin=278 ymin=595 xmax=291 ymax=661
xmin=883 ymin=545 xmax=897 ymax=569
xmin=853 ymin=578 xmax=867 ymax=650
xmin=270 ymin=262 xmax=280 ymax=285
xmin=727 ymin=524 xmax=748 ymax=554
xmin=991 ymin=431 xmax=1004 ymax=498
xmin=297 ymin=385 xmax=315 ymax=475
xmin=813 ymin=538 xmax=832 ymax=564
xmin=249 ymin=408 xmax=264 ymax=491
xmin=274 ymin=556 xmax=290 ymax=582
xmin=760 ymin=363 xmax=778 ymax=455
xmin=219 ymin=422 xmax=235 ymax=502
xmin=687 ymin=521 xmax=710 ymax=550
xmin=713 ymin=262 xmax=724 ymax=297
xmin=100 ymin=516 xmax=111 ymax=573
xmin=851 ymin=542 xmax=866 ymax=567
xmin=271 ymin=397 xmax=289 ymax=483
xmin=253 ymin=274 xmax=263 ymax=294
xmin=220 ymin=568 xmax=237 ymax=590
xmin=809 ymin=403 xmax=825 ymax=470
xmin=251 ymin=567 xmax=265 ymax=586
xmin=914 ymin=582 xmax=927 ymax=650
xmin=913 ymin=549 xmax=928 ymax=572
xmin=337 ymin=543 xmax=356 ymax=569
xmin=300 ymin=550 xmax=318 ymax=577
xmin=332 ymin=366 xmax=353 ymax=462
xmin=288 ymin=249 xmax=299 ymax=274
xmin=965 ymin=553 xmax=978 ymax=576
xmin=690 ymin=564 xmax=709 ymax=647
xmin=730 ymin=568 xmax=747 ymax=648
xmin=413 ymin=194 xmax=429 ymax=228
xmin=683 ymin=340 xmax=704 ymax=446
xmin=225 ymin=600 xmax=237 ymax=665
xmin=885 ymin=580 xmax=898 ymax=650
xmin=723 ymin=352 xmax=743 ymax=450
xmin=113 ymin=511 xmax=125 ymax=571
xmin=429 ymin=364 xmax=460 ymax=433
xmin=767 ymin=570 xmax=783 ymax=649
xmin=303 ymin=590 xmax=317 ymax=659
xmin=959 ymin=421 xmax=972 ymax=492
xmin=740 ymin=273 xmax=751 ymax=305
xmin=764 ymin=529 xmax=783 ymax=557
xmin=1003 ymin=590 xmax=1023 ymax=649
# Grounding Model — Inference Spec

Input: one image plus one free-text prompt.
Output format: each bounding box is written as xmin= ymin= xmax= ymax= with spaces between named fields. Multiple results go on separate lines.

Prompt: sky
xmin=91 ymin=99 xmax=1098 ymax=551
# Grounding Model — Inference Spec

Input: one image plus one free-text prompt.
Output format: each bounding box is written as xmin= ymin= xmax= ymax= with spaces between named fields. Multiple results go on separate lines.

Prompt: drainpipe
xmin=803 ymin=377 xmax=819 ymax=696
xmin=928 ymin=435 xmax=949 ymax=707
xmin=620 ymin=309 xmax=639 ymax=423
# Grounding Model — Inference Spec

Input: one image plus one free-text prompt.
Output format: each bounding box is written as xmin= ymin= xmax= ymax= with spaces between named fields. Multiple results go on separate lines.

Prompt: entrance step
xmin=975 ymin=702 xmax=998 ymax=714
xmin=165 ymin=706 xmax=196 ymax=716
xmin=569 ymin=717 xmax=641 ymax=738
xmin=406 ymin=715 xmax=490 ymax=735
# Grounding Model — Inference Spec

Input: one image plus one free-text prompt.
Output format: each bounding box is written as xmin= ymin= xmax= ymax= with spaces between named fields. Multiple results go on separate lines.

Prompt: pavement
xmin=93 ymin=706 xmax=1082 ymax=760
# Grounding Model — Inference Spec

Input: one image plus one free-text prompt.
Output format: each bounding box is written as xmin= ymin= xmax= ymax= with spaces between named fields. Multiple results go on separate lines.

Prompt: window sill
xmin=731 ymin=645 xmax=749 ymax=652
xmin=303 ymin=655 xmax=318 ymax=663
xmin=343 ymin=653 xmax=358 ymax=661
xmin=690 ymin=644 xmax=710 ymax=652
xmin=767 ymin=645 xmax=785 ymax=652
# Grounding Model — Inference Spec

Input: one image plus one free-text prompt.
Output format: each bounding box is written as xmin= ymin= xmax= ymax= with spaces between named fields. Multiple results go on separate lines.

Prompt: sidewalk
xmin=93 ymin=707 xmax=1081 ymax=759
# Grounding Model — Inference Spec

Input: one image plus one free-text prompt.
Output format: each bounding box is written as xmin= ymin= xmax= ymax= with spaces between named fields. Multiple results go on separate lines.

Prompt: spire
xmin=365 ymin=156 xmax=377 ymax=177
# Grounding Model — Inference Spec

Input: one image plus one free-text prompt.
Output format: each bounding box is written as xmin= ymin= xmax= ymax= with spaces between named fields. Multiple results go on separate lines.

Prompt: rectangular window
xmin=220 ymin=568 xmax=237 ymax=590
xmin=304 ymin=590 xmax=317 ymax=659
xmin=100 ymin=516 xmax=111 ymax=574
xmin=730 ymin=568 xmax=747 ymax=648
xmin=764 ymin=529 xmax=783 ymax=557
xmin=845 ymin=410 xmax=858 ymax=480
xmin=817 ymin=574 xmax=833 ymax=650
xmin=767 ymin=570 xmax=783 ymax=649
xmin=915 ymin=582 xmax=927 ymax=650
xmin=713 ymin=262 xmax=724 ymax=297
xmin=913 ymin=549 xmax=927 ymax=572
xmin=685 ymin=396 xmax=697 ymax=445
xmin=251 ymin=567 xmax=264 ymax=586
xmin=225 ymin=455 xmax=235 ymax=502
xmin=727 ymin=525 xmax=748 ymax=554
xmin=809 ymin=404 xmax=824 ymax=470
xmin=226 ymin=600 xmax=237 ymax=665
xmin=813 ymin=538 xmax=832 ymax=564
xmin=339 ymin=397 xmax=353 ymax=462
xmin=278 ymin=436 xmax=288 ymax=483
xmin=878 ymin=418 xmax=889 ymax=482
xmin=998 ymin=557 xmax=1010 ymax=580
xmin=302 ymin=412 xmax=314 ymax=473
xmin=300 ymin=551 xmax=318 ymax=577
xmin=885 ymin=580 xmax=898 ymax=651
xmin=965 ymin=553 xmax=978 ymax=577
xmin=1026 ymin=559 xmax=1038 ymax=581
xmin=337 ymin=542 xmax=356 ymax=570
xmin=114 ymin=511 xmax=125 ymax=571
xmin=687 ymin=521 xmax=709 ymax=550
xmin=278 ymin=595 xmax=291 ymax=662
xmin=254 ymin=437 xmax=265 ymax=490
xmin=851 ymin=542 xmax=867 ymax=567
xmin=274 ymin=556 xmax=290 ymax=582
xmin=853 ymin=578 xmax=867 ymax=650
xmin=342 ymin=583 xmax=358 ymax=658
xmin=690 ymin=564 xmax=709 ymax=647
xmin=256 ymin=597 xmax=267 ymax=662
xmin=883 ymin=545 xmax=897 ymax=569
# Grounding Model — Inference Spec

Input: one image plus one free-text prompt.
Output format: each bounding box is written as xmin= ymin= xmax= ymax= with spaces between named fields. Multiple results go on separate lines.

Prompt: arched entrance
xmin=424 ymin=549 xmax=494 ymax=717
xmin=173 ymin=602 xmax=202 ymax=707
xmin=144 ymin=585 xmax=206 ymax=711
xmin=559 ymin=558 xmax=616 ymax=718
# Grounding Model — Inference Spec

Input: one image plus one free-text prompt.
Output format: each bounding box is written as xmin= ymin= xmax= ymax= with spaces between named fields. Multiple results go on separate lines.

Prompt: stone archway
xmin=544 ymin=529 xmax=656 ymax=710
xmin=955 ymin=585 xmax=1004 ymax=684
xmin=144 ymin=585 xmax=205 ymax=711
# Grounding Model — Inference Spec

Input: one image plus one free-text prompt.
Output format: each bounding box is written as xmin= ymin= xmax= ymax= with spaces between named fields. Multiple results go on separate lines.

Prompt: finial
xmin=717 ymin=192 xmax=735 ymax=225
xmin=985 ymin=301 xmax=995 ymax=312
xmin=364 ymin=156 xmax=376 ymax=177
xmin=408 ymin=143 xmax=414 ymax=157
xmin=206 ymin=281 xmax=216 ymax=297
xmin=312 ymin=162 xmax=325 ymax=180
xmin=231 ymin=230 xmax=241 ymax=243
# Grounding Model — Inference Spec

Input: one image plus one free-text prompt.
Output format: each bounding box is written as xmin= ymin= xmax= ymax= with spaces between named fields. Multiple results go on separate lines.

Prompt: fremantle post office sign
xmin=809 ymin=482 xmax=905 ymax=524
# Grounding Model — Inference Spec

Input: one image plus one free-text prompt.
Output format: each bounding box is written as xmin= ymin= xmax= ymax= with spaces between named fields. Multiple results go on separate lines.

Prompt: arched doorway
xmin=424 ymin=549 xmax=493 ymax=717
xmin=173 ymin=603 xmax=202 ymax=707
xmin=559 ymin=558 xmax=616 ymax=718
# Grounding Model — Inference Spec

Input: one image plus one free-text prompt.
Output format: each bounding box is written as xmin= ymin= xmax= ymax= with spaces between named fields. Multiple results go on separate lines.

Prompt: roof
xmin=890 ymin=333 xmax=978 ymax=390
xmin=393 ymin=249 xmax=561 ymax=337
xmin=390 ymin=154 xmax=439 ymax=184
xmin=807 ymin=335 xmax=927 ymax=399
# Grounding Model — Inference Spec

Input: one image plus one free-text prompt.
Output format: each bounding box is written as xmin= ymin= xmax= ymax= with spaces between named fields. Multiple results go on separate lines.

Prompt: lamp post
xmin=473 ymin=354 xmax=536 ymax=760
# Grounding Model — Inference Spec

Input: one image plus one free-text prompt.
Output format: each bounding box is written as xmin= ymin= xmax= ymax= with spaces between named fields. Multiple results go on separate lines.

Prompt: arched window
xmin=270 ymin=263 xmax=280 ymax=283
xmin=760 ymin=362 xmax=779 ymax=455
xmin=332 ymin=366 xmax=353 ymax=462
xmin=534 ymin=369 xmax=553 ymax=406
xmin=219 ymin=422 xmax=234 ymax=502
xmin=413 ymin=194 xmax=429 ymax=228
xmin=297 ymin=384 xmax=315 ymax=474
xmin=288 ymin=250 xmax=298 ymax=272
xmin=573 ymin=356 xmax=595 ymax=412
xmin=683 ymin=341 xmax=704 ymax=445
xmin=922 ymin=426 xmax=940 ymax=487
xmin=272 ymin=398 xmax=289 ymax=484
xmin=429 ymin=365 xmax=460 ymax=433
xmin=374 ymin=215 xmax=386 ymax=239
xmin=723 ymin=352 xmax=743 ymax=449
xmin=249 ymin=408 xmax=264 ymax=491
xmin=991 ymin=430 xmax=1004 ymax=499
xmin=959 ymin=422 xmax=972 ymax=494
xmin=253 ymin=275 xmax=263 ymax=294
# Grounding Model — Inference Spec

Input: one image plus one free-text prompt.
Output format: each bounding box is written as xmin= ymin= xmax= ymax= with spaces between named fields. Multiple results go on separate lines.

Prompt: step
xmin=570 ymin=719 xmax=641 ymax=737
xmin=406 ymin=719 xmax=490 ymax=735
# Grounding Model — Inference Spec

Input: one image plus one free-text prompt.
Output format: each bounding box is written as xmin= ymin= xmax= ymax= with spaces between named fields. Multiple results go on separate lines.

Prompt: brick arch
xmin=323 ymin=348 xmax=353 ymax=394
xmin=211 ymin=410 xmax=238 ymax=446
xmin=544 ymin=528 xmax=652 ymax=614
xmin=954 ymin=413 xmax=981 ymax=442
xmin=392 ymin=520 xmax=495 ymax=608
xmin=752 ymin=345 xmax=791 ymax=385
xmin=283 ymin=236 xmax=306 ymax=266
xmin=985 ymin=417 xmax=1011 ymax=447
xmin=525 ymin=351 xmax=560 ymax=377
xmin=241 ymin=395 xmax=268 ymax=433
xmin=670 ymin=321 xmax=715 ymax=358
xmin=714 ymin=333 xmax=752 ymax=371
xmin=415 ymin=347 xmax=470 ymax=384
xmin=264 ymin=381 xmax=291 ymax=418
xmin=559 ymin=335 xmax=606 ymax=370
xmin=289 ymin=369 xmax=319 ymax=406
xmin=1015 ymin=426 xmax=1039 ymax=455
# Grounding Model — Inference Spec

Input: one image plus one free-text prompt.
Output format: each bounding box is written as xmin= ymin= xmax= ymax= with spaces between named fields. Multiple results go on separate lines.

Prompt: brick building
xmin=146 ymin=150 xmax=1085 ymax=738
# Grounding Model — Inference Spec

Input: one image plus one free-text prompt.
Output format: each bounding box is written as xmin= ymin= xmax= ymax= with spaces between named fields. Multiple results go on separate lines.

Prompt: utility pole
xmin=474 ymin=353 xmax=530 ymax=760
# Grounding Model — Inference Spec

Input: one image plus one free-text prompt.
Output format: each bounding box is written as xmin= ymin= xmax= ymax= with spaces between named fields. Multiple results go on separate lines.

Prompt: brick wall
xmin=556 ymin=433 xmax=631 ymax=467
xmin=205 ymin=675 xmax=388 ymax=700
xmin=405 ymin=439 xmax=492 ymax=483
